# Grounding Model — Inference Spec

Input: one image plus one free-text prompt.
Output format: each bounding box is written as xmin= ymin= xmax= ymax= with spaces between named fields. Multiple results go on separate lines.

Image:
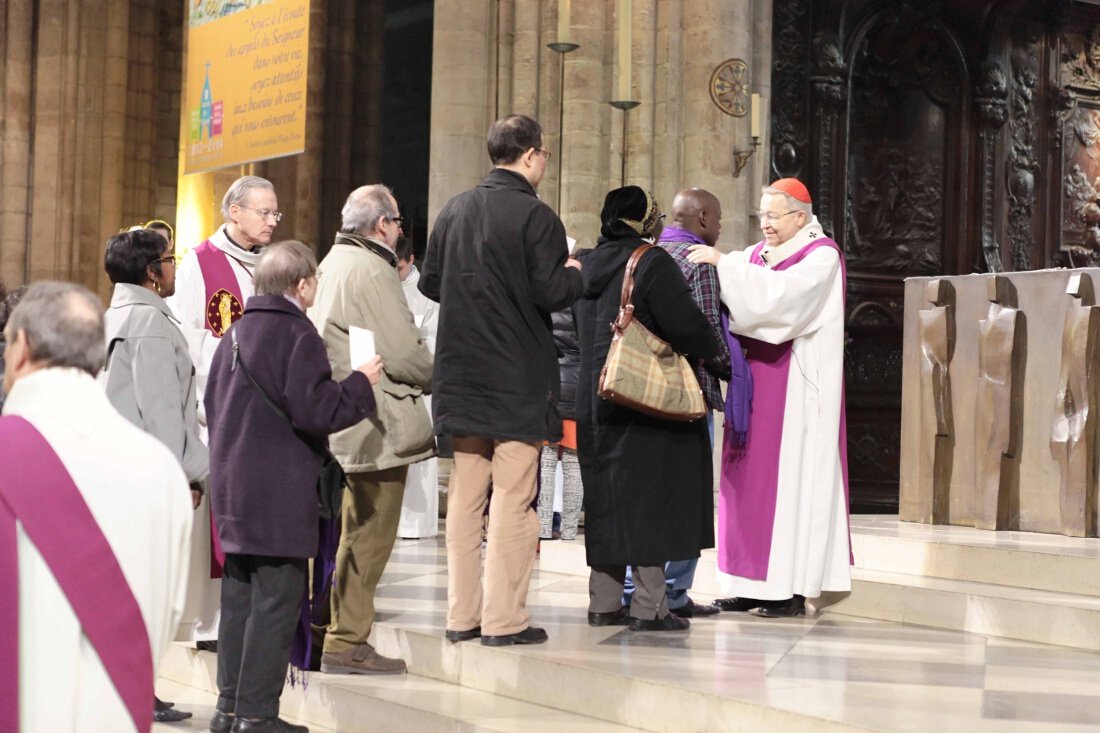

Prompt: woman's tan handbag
xmin=597 ymin=244 xmax=707 ymax=421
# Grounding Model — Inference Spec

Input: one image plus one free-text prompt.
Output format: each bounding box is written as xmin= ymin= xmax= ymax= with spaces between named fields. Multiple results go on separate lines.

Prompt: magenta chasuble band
xmin=0 ymin=416 xmax=153 ymax=733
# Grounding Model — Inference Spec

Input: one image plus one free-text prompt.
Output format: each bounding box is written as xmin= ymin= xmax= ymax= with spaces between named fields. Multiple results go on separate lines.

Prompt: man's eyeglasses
xmin=756 ymin=210 xmax=798 ymax=223
xmin=387 ymin=216 xmax=405 ymax=226
xmin=535 ymin=148 xmax=552 ymax=161
xmin=239 ymin=205 xmax=284 ymax=223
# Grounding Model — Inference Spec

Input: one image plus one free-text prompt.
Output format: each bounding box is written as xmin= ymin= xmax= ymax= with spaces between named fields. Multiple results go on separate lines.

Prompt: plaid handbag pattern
xmin=597 ymin=244 xmax=707 ymax=422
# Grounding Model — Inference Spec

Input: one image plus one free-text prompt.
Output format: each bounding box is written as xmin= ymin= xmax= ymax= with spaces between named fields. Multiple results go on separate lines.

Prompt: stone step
xmin=827 ymin=568 xmax=1100 ymax=653
xmin=158 ymin=643 xmax=642 ymax=733
xmin=369 ymin=620 xmax=868 ymax=733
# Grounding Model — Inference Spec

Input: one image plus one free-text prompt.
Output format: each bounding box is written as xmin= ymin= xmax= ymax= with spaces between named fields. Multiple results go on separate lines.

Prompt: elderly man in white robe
xmin=688 ymin=177 xmax=851 ymax=618
xmin=1 ymin=282 xmax=192 ymax=733
xmin=167 ymin=175 xmax=279 ymax=645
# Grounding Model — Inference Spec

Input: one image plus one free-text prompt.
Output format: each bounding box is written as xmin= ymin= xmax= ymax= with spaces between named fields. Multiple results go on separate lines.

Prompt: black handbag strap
xmin=230 ymin=325 xmax=337 ymax=462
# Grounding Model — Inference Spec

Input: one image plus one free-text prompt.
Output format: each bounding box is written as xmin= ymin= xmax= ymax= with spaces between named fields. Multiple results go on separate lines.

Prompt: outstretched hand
xmin=686 ymin=244 xmax=722 ymax=266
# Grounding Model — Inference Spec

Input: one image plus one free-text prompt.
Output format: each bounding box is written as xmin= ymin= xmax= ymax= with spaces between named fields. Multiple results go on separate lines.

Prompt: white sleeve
xmin=716 ymin=247 xmax=841 ymax=345
xmin=166 ymin=250 xmax=216 ymax=424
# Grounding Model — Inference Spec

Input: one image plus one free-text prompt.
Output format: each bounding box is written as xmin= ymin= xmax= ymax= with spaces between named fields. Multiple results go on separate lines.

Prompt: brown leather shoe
xmin=320 ymin=643 xmax=407 ymax=675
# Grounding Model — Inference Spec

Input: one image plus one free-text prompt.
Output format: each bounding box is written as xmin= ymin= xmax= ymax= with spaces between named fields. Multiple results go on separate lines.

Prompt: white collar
xmin=761 ymin=216 xmax=825 ymax=267
xmin=2 ymin=368 xmax=117 ymax=437
xmin=210 ymin=226 xmax=263 ymax=268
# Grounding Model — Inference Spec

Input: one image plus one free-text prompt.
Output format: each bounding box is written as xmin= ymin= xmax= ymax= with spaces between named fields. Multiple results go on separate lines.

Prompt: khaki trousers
xmin=323 ymin=466 xmax=408 ymax=653
xmin=447 ymin=436 xmax=540 ymax=636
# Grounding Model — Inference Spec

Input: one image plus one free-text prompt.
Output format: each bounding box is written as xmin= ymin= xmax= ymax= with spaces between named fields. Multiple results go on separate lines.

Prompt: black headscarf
xmin=599 ymin=186 xmax=662 ymax=241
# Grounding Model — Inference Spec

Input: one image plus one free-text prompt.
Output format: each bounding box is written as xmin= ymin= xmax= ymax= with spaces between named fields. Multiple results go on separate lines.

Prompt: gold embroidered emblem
xmin=205 ymin=288 xmax=244 ymax=337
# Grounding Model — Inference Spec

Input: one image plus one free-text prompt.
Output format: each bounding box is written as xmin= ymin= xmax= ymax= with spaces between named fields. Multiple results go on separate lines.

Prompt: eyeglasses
xmin=387 ymin=216 xmax=405 ymax=225
xmin=239 ymin=205 xmax=284 ymax=223
xmin=756 ymin=210 xmax=798 ymax=223
xmin=535 ymin=148 xmax=552 ymax=161
xmin=156 ymin=256 xmax=176 ymax=266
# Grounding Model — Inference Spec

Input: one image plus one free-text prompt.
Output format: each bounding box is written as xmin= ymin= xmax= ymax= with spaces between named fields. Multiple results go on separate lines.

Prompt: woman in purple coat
xmin=204 ymin=240 xmax=382 ymax=733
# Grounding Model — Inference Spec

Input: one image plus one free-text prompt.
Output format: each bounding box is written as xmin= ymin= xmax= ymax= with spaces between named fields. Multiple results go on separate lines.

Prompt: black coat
xmin=575 ymin=238 xmax=721 ymax=567
xmin=552 ymin=308 xmax=580 ymax=421
xmin=419 ymin=168 xmax=583 ymax=442
xmin=205 ymin=296 xmax=376 ymax=558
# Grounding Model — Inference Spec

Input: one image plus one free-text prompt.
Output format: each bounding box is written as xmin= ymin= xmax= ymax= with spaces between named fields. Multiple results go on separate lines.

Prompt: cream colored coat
xmin=309 ymin=234 xmax=435 ymax=472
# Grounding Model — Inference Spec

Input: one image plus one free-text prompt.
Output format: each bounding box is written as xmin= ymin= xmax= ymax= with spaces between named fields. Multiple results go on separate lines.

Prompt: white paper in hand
xmin=349 ymin=326 xmax=376 ymax=367
xmin=567 ymin=236 xmax=577 ymax=253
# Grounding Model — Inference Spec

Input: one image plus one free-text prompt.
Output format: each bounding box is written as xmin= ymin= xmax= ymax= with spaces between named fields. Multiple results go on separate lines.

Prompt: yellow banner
xmin=183 ymin=0 xmax=309 ymax=174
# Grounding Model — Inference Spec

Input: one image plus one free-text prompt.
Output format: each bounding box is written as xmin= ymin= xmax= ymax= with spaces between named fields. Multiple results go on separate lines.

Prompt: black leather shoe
xmin=669 ymin=599 xmax=721 ymax=618
xmin=751 ymin=595 xmax=807 ymax=618
xmin=230 ymin=717 xmax=308 ymax=733
xmin=481 ymin=626 xmax=548 ymax=646
xmin=445 ymin=626 xmax=481 ymax=642
xmin=715 ymin=596 xmax=769 ymax=613
xmin=196 ymin=640 xmax=219 ymax=653
xmin=153 ymin=706 xmax=193 ymax=723
xmin=588 ymin=608 xmax=630 ymax=627
xmin=629 ymin=614 xmax=690 ymax=632
xmin=209 ymin=710 xmax=235 ymax=733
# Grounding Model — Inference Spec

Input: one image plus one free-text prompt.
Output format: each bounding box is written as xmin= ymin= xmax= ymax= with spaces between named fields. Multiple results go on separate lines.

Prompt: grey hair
xmin=4 ymin=281 xmax=105 ymax=376
xmin=221 ymin=176 xmax=275 ymax=221
xmin=340 ymin=184 xmax=397 ymax=235
xmin=254 ymin=240 xmax=317 ymax=297
xmin=762 ymin=186 xmax=814 ymax=219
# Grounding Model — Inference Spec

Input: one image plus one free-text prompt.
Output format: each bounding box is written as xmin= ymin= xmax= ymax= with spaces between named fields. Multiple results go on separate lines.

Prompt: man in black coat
xmin=205 ymin=241 xmax=382 ymax=733
xmin=419 ymin=114 xmax=583 ymax=646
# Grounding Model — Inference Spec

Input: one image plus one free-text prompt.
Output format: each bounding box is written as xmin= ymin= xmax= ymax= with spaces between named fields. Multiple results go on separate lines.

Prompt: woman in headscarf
xmin=574 ymin=186 xmax=722 ymax=632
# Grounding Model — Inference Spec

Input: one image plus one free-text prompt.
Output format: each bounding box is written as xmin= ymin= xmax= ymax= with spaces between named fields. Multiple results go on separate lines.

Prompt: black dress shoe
xmin=587 ymin=607 xmax=630 ymax=627
xmin=154 ymin=696 xmax=175 ymax=710
xmin=669 ymin=599 xmax=721 ymax=618
xmin=209 ymin=709 xmax=235 ymax=733
xmin=714 ymin=596 xmax=770 ymax=613
xmin=629 ymin=614 xmax=690 ymax=632
xmin=751 ymin=595 xmax=807 ymax=618
xmin=481 ymin=626 xmax=548 ymax=646
xmin=445 ymin=626 xmax=481 ymax=642
xmin=231 ymin=717 xmax=308 ymax=733
xmin=153 ymin=706 xmax=194 ymax=723
xmin=196 ymin=640 xmax=219 ymax=653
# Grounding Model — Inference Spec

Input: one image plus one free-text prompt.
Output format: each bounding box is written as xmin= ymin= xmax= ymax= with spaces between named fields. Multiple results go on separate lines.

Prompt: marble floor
xmin=158 ymin=524 xmax=1100 ymax=732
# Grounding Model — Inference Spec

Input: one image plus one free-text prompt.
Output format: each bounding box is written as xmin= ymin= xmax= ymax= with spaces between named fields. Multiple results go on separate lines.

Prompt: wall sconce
xmin=733 ymin=93 xmax=761 ymax=178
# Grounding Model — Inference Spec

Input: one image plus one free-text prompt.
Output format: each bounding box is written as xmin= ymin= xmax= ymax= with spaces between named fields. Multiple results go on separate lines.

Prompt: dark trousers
xmin=216 ymin=553 xmax=307 ymax=719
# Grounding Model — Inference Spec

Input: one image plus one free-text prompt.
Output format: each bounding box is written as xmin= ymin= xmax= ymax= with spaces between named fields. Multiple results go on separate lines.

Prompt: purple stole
xmin=195 ymin=239 xmax=246 ymax=339
xmin=717 ymin=237 xmax=851 ymax=581
xmin=195 ymin=238 xmax=249 ymax=578
xmin=0 ymin=416 xmax=152 ymax=733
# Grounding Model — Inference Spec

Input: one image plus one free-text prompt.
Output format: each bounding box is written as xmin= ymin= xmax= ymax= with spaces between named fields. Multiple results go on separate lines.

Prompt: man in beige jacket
xmin=309 ymin=184 xmax=435 ymax=674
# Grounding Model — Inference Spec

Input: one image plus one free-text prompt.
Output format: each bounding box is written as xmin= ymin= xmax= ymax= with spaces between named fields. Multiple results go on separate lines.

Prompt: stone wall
xmin=0 ymin=0 xmax=184 ymax=298
xmin=428 ymin=0 xmax=773 ymax=251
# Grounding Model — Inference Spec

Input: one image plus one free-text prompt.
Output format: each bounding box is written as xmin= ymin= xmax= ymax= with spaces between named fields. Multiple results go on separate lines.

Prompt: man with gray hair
xmin=2 ymin=282 xmax=193 ymax=733
xmin=166 ymin=174 xmax=281 ymax=647
xmin=310 ymin=185 xmax=434 ymax=675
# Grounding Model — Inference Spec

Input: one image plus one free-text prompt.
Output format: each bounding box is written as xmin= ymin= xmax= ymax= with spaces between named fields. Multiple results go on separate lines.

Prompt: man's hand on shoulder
xmin=565 ymin=257 xmax=582 ymax=271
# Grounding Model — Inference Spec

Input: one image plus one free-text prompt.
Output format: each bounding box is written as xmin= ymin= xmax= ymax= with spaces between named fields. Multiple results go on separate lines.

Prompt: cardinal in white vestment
xmin=689 ymin=178 xmax=851 ymax=618
xmin=1 ymin=283 xmax=192 ymax=733
xmin=165 ymin=175 xmax=279 ymax=642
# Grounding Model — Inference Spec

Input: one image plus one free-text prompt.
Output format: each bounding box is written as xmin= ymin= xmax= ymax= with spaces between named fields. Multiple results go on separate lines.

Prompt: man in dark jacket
xmin=419 ymin=114 xmax=583 ymax=646
xmin=205 ymin=241 xmax=382 ymax=733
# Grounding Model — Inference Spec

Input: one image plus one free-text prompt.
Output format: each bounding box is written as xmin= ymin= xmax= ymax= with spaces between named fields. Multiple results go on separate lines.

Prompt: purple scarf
xmin=658 ymin=227 xmax=754 ymax=443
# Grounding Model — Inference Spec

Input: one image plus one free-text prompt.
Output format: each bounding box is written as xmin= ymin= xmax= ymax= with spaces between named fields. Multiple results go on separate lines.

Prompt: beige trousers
xmin=323 ymin=466 xmax=408 ymax=653
xmin=446 ymin=436 xmax=540 ymax=636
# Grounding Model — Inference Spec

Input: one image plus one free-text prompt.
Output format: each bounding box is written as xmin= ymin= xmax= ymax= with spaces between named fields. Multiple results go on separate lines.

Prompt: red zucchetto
xmin=769 ymin=178 xmax=812 ymax=204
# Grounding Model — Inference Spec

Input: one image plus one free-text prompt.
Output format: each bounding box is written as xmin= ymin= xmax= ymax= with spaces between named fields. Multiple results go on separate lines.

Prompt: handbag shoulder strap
xmin=230 ymin=325 xmax=291 ymax=424
xmin=230 ymin=325 xmax=334 ymax=461
xmin=619 ymin=243 xmax=656 ymax=309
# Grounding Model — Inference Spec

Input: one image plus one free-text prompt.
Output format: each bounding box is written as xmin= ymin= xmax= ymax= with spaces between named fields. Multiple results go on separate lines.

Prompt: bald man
xmin=621 ymin=187 xmax=731 ymax=619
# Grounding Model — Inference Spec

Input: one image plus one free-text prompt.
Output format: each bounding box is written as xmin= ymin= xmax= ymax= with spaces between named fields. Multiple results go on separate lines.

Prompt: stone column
xmin=428 ymin=0 xmax=496 ymax=227
xmin=0 ymin=0 xmax=36 ymax=288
